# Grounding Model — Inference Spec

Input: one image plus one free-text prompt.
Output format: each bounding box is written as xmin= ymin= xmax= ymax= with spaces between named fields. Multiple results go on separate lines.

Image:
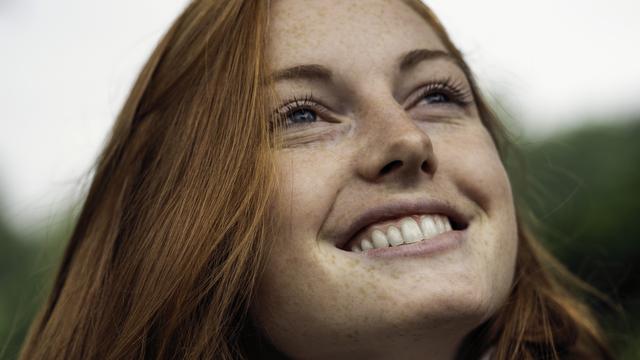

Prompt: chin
xmin=383 ymin=276 xmax=501 ymax=332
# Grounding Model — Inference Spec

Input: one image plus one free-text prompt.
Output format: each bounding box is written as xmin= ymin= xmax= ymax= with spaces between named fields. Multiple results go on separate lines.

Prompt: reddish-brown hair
xmin=19 ymin=0 xmax=612 ymax=359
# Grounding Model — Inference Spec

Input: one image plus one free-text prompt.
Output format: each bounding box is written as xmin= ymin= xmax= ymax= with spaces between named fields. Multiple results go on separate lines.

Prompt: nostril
xmin=380 ymin=160 xmax=403 ymax=176
xmin=421 ymin=160 xmax=429 ymax=172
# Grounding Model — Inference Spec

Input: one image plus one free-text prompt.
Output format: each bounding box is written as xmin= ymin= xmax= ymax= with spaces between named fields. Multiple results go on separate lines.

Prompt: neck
xmin=364 ymin=327 xmax=466 ymax=360
xmin=316 ymin=324 xmax=472 ymax=360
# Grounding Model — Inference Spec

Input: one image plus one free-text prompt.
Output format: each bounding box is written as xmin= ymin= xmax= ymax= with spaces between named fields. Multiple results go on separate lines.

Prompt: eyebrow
xmin=398 ymin=48 xmax=455 ymax=72
xmin=271 ymin=64 xmax=333 ymax=83
xmin=270 ymin=48 xmax=459 ymax=83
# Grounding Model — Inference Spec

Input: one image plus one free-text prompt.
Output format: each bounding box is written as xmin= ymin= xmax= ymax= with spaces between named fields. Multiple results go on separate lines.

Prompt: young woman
xmin=20 ymin=0 xmax=612 ymax=359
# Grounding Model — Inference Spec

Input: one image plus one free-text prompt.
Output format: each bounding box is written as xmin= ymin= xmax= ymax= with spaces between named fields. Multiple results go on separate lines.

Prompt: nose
xmin=356 ymin=111 xmax=438 ymax=183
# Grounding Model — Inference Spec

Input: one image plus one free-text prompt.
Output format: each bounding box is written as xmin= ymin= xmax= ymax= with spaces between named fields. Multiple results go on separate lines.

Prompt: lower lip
xmin=358 ymin=229 xmax=466 ymax=259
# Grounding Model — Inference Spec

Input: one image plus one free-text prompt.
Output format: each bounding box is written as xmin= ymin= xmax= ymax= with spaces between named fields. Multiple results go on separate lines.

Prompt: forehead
xmin=268 ymin=0 xmax=447 ymax=77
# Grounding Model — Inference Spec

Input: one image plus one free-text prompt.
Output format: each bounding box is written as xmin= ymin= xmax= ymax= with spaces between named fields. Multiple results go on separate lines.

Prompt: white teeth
xmin=371 ymin=230 xmax=390 ymax=249
xmin=437 ymin=215 xmax=452 ymax=232
xmin=419 ymin=215 xmax=440 ymax=239
xmin=352 ymin=215 xmax=456 ymax=252
xmin=387 ymin=226 xmax=404 ymax=246
xmin=400 ymin=218 xmax=423 ymax=244
xmin=433 ymin=215 xmax=446 ymax=233
xmin=443 ymin=216 xmax=453 ymax=231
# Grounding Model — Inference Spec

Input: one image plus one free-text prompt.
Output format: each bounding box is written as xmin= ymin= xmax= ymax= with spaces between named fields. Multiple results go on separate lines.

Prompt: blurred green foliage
xmin=0 ymin=210 xmax=71 ymax=360
xmin=0 ymin=120 xmax=639 ymax=359
xmin=509 ymin=119 xmax=640 ymax=359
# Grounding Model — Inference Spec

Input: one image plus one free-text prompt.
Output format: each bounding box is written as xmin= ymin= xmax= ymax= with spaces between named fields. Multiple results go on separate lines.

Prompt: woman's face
xmin=253 ymin=0 xmax=518 ymax=358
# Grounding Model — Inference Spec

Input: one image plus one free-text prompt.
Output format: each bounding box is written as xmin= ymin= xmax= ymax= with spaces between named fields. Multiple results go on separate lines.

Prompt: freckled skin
xmin=251 ymin=0 xmax=518 ymax=359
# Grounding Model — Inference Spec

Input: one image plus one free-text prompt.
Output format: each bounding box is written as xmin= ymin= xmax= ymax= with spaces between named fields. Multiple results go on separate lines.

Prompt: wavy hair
xmin=19 ymin=0 xmax=612 ymax=359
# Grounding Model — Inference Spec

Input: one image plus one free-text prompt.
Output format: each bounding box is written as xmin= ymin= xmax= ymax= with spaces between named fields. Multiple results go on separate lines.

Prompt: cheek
xmin=270 ymin=150 xmax=343 ymax=241
xmin=443 ymin=126 xmax=514 ymax=219
xmin=262 ymin=149 xmax=347 ymax=296
xmin=437 ymin=125 xmax=518 ymax=301
xmin=253 ymin=150 xmax=358 ymax=351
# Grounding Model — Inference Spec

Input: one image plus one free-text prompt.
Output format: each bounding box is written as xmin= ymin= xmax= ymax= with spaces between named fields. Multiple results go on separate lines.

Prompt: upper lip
xmin=336 ymin=198 xmax=470 ymax=249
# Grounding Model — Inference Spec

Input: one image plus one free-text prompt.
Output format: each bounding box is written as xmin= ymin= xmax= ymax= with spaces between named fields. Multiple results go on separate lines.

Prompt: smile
xmin=346 ymin=214 xmax=462 ymax=252
xmin=334 ymin=199 xmax=471 ymax=258
xmin=348 ymin=214 xmax=456 ymax=252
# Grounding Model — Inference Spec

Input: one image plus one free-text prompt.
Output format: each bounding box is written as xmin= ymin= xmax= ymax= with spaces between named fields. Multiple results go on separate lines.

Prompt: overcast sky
xmin=1 ymin=0 xmax=639 ymax=229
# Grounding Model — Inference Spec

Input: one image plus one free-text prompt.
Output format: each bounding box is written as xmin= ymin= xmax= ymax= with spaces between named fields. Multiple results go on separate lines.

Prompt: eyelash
xmin=272 ymin=78 xmax=473 ymax=129
xmin=415 ymin=77 xmax=474 ymax=107
xmin=272 ymin=93 xmax=329 ymax=129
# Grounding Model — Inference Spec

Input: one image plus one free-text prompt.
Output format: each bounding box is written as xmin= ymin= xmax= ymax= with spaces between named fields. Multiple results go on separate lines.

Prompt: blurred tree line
xmin=508 ymin=118 xmax=640 ymax=359
xmin=0 ymin=208 xmax=71 ymax=359
xmin=0 ymin=119 xmax=639 ymax=359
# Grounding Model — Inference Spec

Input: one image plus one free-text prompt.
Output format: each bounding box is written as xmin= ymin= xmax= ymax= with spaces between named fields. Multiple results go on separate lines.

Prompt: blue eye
xmin=417 ymin=79 xmax=473 ymax=108
xmin=288 ymin=108 xmax=317 ymax=124
xmin=273 ymin=94 xmax=327 ymax=129
xmin=423 ymin=92 xmax=450 ymax=104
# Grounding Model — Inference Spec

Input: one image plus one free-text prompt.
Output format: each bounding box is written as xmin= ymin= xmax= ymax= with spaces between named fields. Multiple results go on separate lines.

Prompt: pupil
xmin=426 ymin=93 xmax=448 ymax=104
xmin=291 ymin=109 xmax=316 ymax=123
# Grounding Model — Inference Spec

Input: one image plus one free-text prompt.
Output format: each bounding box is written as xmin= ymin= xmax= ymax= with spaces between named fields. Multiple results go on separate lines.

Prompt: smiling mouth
xmin=342 ymin=214 xmax=468 ymax=252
